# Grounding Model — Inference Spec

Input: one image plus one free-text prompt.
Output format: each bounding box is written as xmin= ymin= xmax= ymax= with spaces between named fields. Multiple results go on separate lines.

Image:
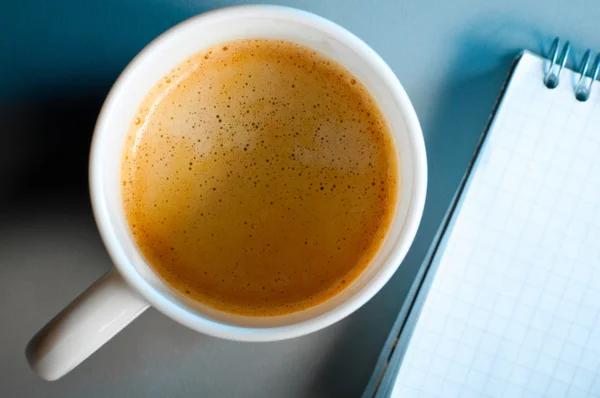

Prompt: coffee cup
xmin=26 ymin=5 xmax=427 ymax=381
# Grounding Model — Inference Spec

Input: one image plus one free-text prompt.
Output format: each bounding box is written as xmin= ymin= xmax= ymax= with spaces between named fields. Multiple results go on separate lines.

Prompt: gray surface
xmin=2 ymin=0 xmax=600 ymax=397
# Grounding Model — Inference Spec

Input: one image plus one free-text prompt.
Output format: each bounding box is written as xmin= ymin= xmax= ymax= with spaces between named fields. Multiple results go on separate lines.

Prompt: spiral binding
xmin=544 ymin=37 xmax=600 ymax=102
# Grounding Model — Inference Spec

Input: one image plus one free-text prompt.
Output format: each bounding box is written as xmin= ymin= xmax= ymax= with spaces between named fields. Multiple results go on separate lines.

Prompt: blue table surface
xmin=2 ymin=1 xmax=600 ymax=397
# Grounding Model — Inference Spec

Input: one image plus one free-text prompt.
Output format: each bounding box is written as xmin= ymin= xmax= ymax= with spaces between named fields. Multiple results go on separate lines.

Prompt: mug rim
xmin=89 ymin=4 xmax=427 ymax=341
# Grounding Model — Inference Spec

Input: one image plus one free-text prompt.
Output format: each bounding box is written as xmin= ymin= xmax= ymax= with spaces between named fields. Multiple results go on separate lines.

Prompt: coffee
xmin=121 ymin=39 xmax=398 ymax=316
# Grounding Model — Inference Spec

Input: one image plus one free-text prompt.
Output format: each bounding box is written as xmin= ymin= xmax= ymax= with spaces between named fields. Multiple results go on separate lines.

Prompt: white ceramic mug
xmin=26 ymin=5 xmax=427 ymax=381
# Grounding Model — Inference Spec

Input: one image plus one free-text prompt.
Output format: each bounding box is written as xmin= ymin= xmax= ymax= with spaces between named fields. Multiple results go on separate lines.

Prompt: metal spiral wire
xmin=544 ymin=37 xmax=570 ymax=89
xmin=575 ymin=50 xmax=600 ymax=102
xmin=544 ymin=37 xmax=599 ymax=102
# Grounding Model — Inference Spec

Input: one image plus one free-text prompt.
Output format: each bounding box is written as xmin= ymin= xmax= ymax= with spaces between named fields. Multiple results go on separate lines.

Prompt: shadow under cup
xmin=90 ymin=6 xmax=426 ymax=341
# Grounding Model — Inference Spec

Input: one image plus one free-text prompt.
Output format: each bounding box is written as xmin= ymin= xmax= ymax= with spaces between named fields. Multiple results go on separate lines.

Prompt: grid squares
xmin=392 ymin=52 xmax=600 ymax=397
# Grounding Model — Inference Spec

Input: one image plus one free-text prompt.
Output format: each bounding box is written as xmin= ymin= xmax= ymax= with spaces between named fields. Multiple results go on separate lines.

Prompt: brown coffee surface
xmin=121 ymin=39 xmax=398 ymax=316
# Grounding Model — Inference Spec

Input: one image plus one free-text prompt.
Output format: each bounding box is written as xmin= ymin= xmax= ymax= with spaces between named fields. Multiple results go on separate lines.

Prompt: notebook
xmin=365 ymin=39 xmax=600 ymax=398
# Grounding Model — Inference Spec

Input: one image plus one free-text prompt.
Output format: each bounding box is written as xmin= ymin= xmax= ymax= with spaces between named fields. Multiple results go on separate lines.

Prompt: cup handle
xmin=26 ymin=268 xmax=150 ymax=381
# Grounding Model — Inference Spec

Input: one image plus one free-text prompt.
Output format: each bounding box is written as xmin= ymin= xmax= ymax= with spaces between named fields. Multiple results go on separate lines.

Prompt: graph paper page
xmin=392 ymin=52 xmax=600 ymax=398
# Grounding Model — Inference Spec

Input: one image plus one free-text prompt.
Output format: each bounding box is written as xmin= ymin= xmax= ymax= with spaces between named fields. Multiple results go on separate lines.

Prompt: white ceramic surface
xmin=26 ymin=5 xmax=427 ymax=381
